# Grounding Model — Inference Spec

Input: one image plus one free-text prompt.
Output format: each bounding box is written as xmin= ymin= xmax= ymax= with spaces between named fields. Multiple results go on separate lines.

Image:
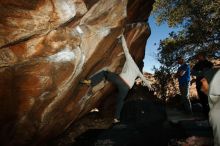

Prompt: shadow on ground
xmin=47 ymin=85 xmax=213 ymax=146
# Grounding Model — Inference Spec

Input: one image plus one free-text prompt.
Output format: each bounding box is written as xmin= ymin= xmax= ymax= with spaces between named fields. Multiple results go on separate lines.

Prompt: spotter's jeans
xmin=179 ymin=82 xmax=192 ymax=113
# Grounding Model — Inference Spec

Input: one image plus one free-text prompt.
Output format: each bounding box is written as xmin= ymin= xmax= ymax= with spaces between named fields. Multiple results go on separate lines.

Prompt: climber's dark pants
xmin=90 ymin=70 xmax=129 ymax=119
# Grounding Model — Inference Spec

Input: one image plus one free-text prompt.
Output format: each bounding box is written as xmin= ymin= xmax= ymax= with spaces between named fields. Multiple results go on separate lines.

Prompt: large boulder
xmin=0 ymin=0 xmax=154 ymax=145
xmin=120 ymin=85 xmax=167 ymax=125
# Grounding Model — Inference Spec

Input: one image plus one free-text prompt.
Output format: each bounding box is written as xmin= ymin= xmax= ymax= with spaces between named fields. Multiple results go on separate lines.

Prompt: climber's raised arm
xmin=121 ymin=35 xmax=132 ymax=59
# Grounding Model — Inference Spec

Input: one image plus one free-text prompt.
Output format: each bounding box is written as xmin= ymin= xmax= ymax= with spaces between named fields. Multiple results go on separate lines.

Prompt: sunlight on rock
xmin=47 ymin=47 xmax=75 ymax=62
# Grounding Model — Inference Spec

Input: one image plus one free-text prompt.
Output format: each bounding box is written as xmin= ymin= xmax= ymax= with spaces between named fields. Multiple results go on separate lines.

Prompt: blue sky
xmin=143 ymin=15 xmax=180 ymax=73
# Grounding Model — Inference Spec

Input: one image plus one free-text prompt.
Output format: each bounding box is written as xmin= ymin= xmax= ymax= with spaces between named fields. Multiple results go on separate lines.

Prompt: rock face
xmin=0 ymin=0 xmax=154 ymax=145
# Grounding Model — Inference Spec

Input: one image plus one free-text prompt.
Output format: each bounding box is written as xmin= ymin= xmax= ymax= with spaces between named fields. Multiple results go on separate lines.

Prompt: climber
xmin=81 ymin=35 xmax=152 ymax=124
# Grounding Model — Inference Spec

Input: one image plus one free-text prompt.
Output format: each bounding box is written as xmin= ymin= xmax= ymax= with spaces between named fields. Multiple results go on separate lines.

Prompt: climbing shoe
xmin=113 ymin=118 xmax=120 ymax=124
xmin=80 ymin=79 xmax=91 ymax=85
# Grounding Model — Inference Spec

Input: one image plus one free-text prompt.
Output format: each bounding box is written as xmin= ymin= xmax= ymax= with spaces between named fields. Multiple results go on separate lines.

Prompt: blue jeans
xmin=179 ymin=82 xmax=192 ymax=113
xmin=90 ymin=71 xmax=129 ymax=119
